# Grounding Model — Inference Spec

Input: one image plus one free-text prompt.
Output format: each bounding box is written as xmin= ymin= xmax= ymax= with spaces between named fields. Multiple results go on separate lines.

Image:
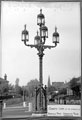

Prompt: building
xmin=51 ymin=77 xmax=81 ymax=105
xmin=0 ymin=74 xmax=8 ymax=85
xmin=0 ymin=74 xmax=9 ymax=96
xmin=0 ymin=74 xmax=14 ymax=100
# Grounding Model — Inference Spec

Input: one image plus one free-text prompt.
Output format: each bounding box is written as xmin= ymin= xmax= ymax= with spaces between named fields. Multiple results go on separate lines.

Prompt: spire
xmin=48 ymin=75 xmax=51 ymax=88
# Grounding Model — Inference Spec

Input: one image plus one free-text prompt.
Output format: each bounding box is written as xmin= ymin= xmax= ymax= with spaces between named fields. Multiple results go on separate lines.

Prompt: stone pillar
xmin=23 ymin=101 xmax=26 ymax=107
xmin=28 ymin=102 xmax=32 ymax=112
xmin=3 ymin=103 xmax=6 ymax=109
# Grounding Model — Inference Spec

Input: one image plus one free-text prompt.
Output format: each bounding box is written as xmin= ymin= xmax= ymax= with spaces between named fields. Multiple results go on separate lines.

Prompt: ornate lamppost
xmin=21 ymin=9 xmax=59 ymax=112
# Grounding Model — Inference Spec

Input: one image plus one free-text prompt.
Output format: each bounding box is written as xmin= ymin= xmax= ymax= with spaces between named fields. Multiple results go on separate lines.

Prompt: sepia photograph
xmin=0 ymin=0 xmax=81 ymax=120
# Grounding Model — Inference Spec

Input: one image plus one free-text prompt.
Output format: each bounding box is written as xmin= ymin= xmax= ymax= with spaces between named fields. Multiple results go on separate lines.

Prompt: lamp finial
xmin=24 ymin=24 xmax=26 ymax=30
xmin=55 ymin=26 xmax=57 ymax=32
xmin=37 ymin=30 xmax=39 ymax=35
xmin=40 ymin=9 xmax=42 ymax=13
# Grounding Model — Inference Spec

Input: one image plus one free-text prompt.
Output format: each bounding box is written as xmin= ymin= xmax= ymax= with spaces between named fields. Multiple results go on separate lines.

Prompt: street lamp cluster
xmin=22 ymin=9 xmax=59 ymax=47
xmin=21 ymin=9 xmax=59 ymax=112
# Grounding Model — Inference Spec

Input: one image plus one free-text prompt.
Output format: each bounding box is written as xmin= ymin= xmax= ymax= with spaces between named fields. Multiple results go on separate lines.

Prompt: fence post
xmin=0 ymin=100 xmax=3 ymax=118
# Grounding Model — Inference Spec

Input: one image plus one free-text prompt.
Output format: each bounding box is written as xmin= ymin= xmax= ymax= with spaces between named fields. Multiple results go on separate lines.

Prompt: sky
xmin=1 ymin=1 xmax=81 ymax=86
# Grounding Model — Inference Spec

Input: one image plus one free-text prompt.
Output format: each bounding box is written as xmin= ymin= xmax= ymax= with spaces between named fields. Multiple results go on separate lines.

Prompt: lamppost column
xmin=39 ymin=54 xmax=43 ymax=110
xmin=40 ymin=25 xmax=42 ymax=43
xmin=39 ymin=55 xmax=43 ymax=86
xmin=35 ymin=87 xmax=37 ymax=111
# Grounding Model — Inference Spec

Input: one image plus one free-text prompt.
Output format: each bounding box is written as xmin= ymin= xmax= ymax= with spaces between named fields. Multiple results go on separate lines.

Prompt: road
xmin=2 ymin=106 xmax=32 ymax=118
xmin=1 ymin=106 xmax=81 ymax=120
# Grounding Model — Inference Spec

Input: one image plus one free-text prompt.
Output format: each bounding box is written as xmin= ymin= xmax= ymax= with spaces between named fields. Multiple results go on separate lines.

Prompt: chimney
xmin=4 ymin=74 xmax=7 ymax=80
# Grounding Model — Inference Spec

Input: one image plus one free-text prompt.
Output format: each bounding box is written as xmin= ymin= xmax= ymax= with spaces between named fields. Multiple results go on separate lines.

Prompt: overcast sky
xmin=1 ymin=1 xmax=81 ymax=86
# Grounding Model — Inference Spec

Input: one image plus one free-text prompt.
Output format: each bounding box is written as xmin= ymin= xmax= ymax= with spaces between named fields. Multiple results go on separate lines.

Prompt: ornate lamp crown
xmin=37 ymin=9 xmax=45 ymax=26
xmin=34 ymin=31 xmax=41 ymax=45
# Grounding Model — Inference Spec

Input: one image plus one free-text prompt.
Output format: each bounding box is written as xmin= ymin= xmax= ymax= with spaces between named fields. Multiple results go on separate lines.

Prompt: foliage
xmin=58 ymin=88 xmax=67 ymax=95
xmin=69 ymin=77 xmax=81 ymax=97
xmin=15 ymin=85 xmax=22 ymax=95
xmin=14 ymin=78 xmax=23 ymax=96
xmin=15 ymin=78 xmax=19 ymax=86
xmin=47 ymin=86 xmax=56 ymax=95
xmin=0 ymin=82 xmax=9 ymax=94
xmin=26 ymin=79 xmax=39 ymax=97
xmin=0 ymin=82 xmax=16 ymax=100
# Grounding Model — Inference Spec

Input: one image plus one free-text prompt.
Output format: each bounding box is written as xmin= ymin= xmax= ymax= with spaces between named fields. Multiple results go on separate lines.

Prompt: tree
xmin=8 ymin=84 xmax=14 ymax=91
xmin=15 ymin=78 xmax=22 ymax=96
xmin=15 ymin=78 xmax=19 ymax=86
xmin=58 ymin=88 xmax=67 ymax=95
xmin=26 ymin=79 xmax=39 ymax=97
xmin=47 ymin=85 xmax=56 ymax=95
xmin=0 ymin=82 xmax=9 ymax=94
xmin=0 ymin=81 xmax=15 ymax=100
xmin=69 ymin=77 xmax=81 ymax=97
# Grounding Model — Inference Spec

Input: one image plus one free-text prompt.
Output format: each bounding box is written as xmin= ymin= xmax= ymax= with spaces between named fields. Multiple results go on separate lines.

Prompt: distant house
xmin=0 ymin=74 xmax=8 ymax=85
xmin=50 ymin=77 xmax=81 ymax=105
xmin=0 ymin=74 xmax=14 ymax=100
